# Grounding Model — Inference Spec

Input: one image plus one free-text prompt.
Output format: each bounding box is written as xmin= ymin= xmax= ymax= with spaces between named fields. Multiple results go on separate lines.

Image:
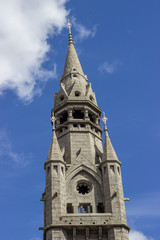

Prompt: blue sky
xmin=0 ymin=0 xmax=160 ymax=240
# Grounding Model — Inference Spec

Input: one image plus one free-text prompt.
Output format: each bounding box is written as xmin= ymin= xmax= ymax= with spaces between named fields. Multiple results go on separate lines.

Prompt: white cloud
xmin=0 ymin=0 xmax=68 ymax=102
xmin=0 ymin=128 xmax=30 ymax=167
xmin=98 ymin=60 xmax=121 ymax=74
xmin=71 ymin=17 xmax=97 ymax=42
xmin=129 ymin=230 xmax=154 ymax=240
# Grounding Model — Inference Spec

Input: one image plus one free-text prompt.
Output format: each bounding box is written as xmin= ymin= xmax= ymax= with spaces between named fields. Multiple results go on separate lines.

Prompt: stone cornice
xmin=53 ymin=99 xmax=102 ymax=114
xmin=40 ymin=223 xmax=130 ymax=232
xmin=44 ymin=160 xmax=66 ymax=169
xmin=100 ymin=159 xmax=122 ymax=166
xmin=56 ymin=128 xmax=103 ymax=141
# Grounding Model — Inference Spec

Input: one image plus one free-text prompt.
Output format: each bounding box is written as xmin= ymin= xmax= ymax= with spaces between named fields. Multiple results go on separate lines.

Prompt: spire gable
xmin=85 ymin=83 xmax=97 ymax=106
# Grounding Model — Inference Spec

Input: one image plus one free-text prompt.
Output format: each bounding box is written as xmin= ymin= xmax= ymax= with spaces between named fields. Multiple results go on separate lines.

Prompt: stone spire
xmin=103 ymin=130 xmax=119 ymax=161
xmin=46 ymin=117 xmax=64 ymax=162
xmin=102 ymin=112 xmax=119 ymax=162
xmin=42 ymin=23 xmax=129 ymax=240
xmin=62 ymin=20 xmax=84 ymax=77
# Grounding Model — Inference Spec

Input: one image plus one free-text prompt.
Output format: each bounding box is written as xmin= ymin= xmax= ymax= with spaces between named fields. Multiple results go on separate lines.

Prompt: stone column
xmin=73 ymin=204 xmax=79 ymax=214
xmin=56 ymin=117 xmax=60 ymax=127
xmin=98 ymin=227 xmax=102 ymax=240
xmin=67 ymin=108 xmax=73 ymax=130
xmin=73 ymin=227 xmax=76 ymax=240
xmin=86 ymin=227 xmax=89 ymax=240
xmin=84 ymin=108 xmax=89 ymax=120
xmin=67 ymin=108 xmax=73 ymax=120
xmin=95 ymin=115 xmax=99 ymax=125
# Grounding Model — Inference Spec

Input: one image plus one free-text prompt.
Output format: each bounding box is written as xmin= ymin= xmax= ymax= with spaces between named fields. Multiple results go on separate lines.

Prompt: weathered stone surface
xmin=42 ymin=29 xmax=129 ymax=240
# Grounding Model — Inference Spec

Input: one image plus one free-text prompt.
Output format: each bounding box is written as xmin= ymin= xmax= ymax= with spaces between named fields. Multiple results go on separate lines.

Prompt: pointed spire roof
xmin=63 ymin=20 xmax=84 ymax=77
xmin=102 ymin=113 xmax=119 ymax=162
xmin=47 ymin=129 xmax=64 ymax=162
xmin=102 ymin=129 xmax=119 ymax=162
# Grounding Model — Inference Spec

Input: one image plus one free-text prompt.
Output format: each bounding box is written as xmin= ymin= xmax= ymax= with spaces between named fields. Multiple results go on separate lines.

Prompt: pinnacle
xmin=46 ymin=130 xmax=64 ymax=162
xmin=102 ymin=130 xmax=119 ymax=162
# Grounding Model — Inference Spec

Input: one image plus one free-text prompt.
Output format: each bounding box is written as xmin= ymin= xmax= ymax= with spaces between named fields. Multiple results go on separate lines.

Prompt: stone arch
xmin=66 ymin=165 xmax=104 ymax=214
xmin=66 ymin=164 xmax=102 ymax=188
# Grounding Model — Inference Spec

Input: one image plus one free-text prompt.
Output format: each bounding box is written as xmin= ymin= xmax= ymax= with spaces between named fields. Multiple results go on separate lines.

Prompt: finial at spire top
xmin=67 ymin=19 xmax=73 ymax=44
xmin=68 ymin=19 xmax=72 ymax=34
xmin=102 ymin=112 xmax=108 ymax=131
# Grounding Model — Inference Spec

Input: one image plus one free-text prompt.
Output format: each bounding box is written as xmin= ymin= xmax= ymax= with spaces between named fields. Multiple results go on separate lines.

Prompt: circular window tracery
xmin=76 ymin=181 xmax=91 ymax=195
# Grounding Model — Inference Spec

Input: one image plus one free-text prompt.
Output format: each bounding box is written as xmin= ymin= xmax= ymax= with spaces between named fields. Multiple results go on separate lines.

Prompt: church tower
xmin=41 ymin=21 xmax=130 ymax=240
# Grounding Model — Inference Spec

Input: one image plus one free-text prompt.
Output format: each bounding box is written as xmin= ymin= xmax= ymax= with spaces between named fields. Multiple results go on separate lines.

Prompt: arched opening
xmin=73 ymin=110 xmax=84 ymax=119
xmin=75 ymin=91 xmax=81 ymax=97
xmin=95 ymin=153 xmax=100 ymax=164
xmin=78 ymin=203 xmax=92 ymax=213
xmin=90 ymin=95 xmax=94 ymax=101
xmin=67 ymin=203 xmax=73 ymax=213
xmin=97 ymin=203 xmax=104 ymax=213
xmin=60 ymin=95 xmax=64 ymax=101
xmin=89 ymin=113 xmax=95 ymax=123
xmin=60 ymin=111 xmax=68 ymax=124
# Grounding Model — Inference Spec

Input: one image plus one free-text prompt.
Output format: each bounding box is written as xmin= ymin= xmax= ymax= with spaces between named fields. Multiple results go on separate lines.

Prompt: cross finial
xmin=68 ymin=19 xmax=72 ymax=34
xmin=51 ymin=114 xmax=56 ymax=130
xmin=102 ymin=112 xmax=108 ymax=130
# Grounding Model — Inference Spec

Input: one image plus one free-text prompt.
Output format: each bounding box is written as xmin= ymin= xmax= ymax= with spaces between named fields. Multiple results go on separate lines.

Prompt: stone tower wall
xmin=44 ymin=161 xmax=66 ymax=227
xmin=66 ymin=170 xmax=104 ymax=214
xmin=58 ymin=130 xmax=103 ymax=165
xmin=42 ymin=29 xmax=129 ymax=240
